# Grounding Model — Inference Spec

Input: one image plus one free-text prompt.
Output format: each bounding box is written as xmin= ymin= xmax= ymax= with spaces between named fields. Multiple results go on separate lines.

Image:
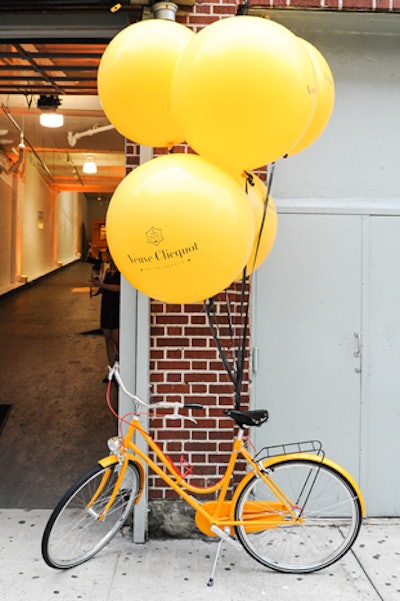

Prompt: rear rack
xmin=253 ymin=439 xmax=324 ymax=462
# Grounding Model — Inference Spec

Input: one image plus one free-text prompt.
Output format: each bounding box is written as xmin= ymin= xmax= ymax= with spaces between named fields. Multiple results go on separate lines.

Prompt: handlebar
xmin=108 ymin=362 xmax=204 ymax=418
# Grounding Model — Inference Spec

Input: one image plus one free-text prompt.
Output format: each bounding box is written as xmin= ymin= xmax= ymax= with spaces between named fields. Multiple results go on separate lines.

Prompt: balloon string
xmin=205 ymin=272 xmax=252 ymax=411
xmin=235 ymin=163 xmax=276 ymax=407
xmin=206 ymin=163 xmax=276 ymax=410
xmin=237 ymin=0 xmax=250 ymax=15
xmin=205 ymin=298 xmax=237 ymax=387
xmin=234 ymin=270 xmax=251 ymax=409
xmin=248 ymin=161 xmax=275 ymax=276
xmin=224 ymin=289 xmax=238 ymax=370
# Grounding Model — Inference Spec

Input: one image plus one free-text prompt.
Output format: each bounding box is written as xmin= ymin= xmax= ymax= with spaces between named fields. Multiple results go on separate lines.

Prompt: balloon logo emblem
xmin=146 ymin=227 xmax=164 ymax=246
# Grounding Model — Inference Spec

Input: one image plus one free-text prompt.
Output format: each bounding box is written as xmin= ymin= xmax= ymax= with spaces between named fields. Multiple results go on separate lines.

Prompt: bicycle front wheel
xmin=234 ymin=458 xmax=362 ymax=573
xmin=42 ymin=461 xmax=141 ymax=569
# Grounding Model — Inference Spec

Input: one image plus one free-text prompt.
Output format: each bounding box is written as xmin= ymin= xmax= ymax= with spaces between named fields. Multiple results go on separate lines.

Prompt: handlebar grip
xmin=183 ymin=403 xmax=203 ymax=410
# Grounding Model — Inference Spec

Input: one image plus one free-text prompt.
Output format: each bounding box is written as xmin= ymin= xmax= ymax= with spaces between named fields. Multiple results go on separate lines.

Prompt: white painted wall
xmin=0 ymin=175 xmax=14 ymax=293
xmin=0 ymin=154 xmax=85 ymax=293
xmin=57 ymin=190 xmax=84 ymax=265
xmin=20 ymin=155 xmax=56 ymax=281
xmin=264 ymin=11 xmax=400 ymax=202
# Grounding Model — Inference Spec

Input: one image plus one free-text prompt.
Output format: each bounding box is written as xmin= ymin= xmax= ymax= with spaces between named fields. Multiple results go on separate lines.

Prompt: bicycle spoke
xmin=235 ymin=459 xmax=361 ymax=573
xmin=42 ymin=463 xmax=140 ymax=569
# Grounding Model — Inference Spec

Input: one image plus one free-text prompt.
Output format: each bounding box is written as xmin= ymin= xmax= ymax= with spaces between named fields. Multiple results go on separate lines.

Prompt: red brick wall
xmin=176 ymin=0 xmax=237 ymax=29
xmin=148 ymin=286 xmax=251 ymax=499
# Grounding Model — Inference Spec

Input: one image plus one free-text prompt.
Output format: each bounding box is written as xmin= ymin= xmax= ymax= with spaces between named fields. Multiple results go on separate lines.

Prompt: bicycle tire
xmin=234 ymin=458 xmax=362 ymax=573
xmin=42 ymin=461 xmax=141 ymax=569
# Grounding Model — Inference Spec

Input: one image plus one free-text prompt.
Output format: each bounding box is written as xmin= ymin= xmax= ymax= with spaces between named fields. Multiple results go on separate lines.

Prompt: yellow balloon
xmin=98 ymin=19 xmax=194 ymax=148
xmin=235 ymin=173 xmax=277 ymax=278
xmin=172 ymin=16 xmax=317 ymax=172
xmin=288 ymin=39 xmax=335 ymax=155
xmin=106 ymin=154 xmax=255 ymax=304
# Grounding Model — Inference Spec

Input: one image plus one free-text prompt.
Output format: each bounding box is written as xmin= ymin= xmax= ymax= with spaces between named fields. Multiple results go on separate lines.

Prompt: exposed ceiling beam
xmin=0 ymin=2 xmax=137 ymax=13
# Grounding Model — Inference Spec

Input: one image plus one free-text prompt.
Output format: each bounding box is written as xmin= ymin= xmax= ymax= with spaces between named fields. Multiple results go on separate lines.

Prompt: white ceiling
xmin=0 ymin=93 xmax=125 ymax=198
xmin=0 ymin=35 xmax=127 ymax=199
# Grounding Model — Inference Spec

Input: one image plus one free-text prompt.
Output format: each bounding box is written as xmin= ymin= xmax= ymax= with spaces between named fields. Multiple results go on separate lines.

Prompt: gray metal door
xmin=252 ymin=213 xmax=363 ymax=484
xmin=363 ymin=216 xmax=400 ymax=515
xmin=253 ymin=212 xmax=400 ymax=515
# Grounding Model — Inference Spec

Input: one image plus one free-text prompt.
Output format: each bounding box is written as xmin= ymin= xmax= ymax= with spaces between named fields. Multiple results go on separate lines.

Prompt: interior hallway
xmin=0 ymin=262 xmax=119 ymax=508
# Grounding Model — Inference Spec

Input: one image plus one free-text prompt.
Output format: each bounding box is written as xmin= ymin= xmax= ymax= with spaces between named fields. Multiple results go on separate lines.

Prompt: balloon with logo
xmin=288 ymin=39 xmax=335 ymax=155
xmin=172 ymin=16 xmax=317 ymax=173
xmin=106 ymin=154 xmax=255 ymax=304
xmin=235 ymin=173 xmax=277 ymax=279
xmin=97 ymin=19 xmax=194 ymax=148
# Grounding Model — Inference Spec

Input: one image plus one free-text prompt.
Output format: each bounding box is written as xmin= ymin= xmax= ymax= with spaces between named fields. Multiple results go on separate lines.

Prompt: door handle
xmin=353 ymin=332 xmax=361 ymax=358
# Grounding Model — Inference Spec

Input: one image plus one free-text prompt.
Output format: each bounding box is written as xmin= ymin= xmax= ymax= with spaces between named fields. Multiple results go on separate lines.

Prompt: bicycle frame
xmin=95 ymin=364 xmax=365 ymax=538
xmin=98 ymin=414 xmax=307 ymax=535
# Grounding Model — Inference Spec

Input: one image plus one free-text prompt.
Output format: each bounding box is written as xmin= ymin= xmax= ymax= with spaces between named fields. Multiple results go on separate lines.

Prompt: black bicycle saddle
xmin=225 ymin=409 xmax=269 ymax=429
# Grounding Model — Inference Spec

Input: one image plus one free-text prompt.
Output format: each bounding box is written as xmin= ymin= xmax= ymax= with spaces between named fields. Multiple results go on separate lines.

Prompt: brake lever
xmin=164 ymin=405 xmax=198 ymax=424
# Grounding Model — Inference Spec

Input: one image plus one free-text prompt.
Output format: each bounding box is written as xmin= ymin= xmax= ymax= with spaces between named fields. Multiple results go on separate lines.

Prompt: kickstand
xmin=207 ymin=537 xmax=224 ymax=587
xmin=206 ymin=525 xmax=242 ymax=586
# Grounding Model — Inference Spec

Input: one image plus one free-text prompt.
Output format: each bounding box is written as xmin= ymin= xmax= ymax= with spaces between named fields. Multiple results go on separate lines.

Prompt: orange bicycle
xmin=42 ymin=361 xmax=365 ymax=585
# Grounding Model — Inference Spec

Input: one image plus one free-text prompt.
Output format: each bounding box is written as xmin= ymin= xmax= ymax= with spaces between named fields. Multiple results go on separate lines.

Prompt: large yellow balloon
xmin=288 ymin=39 xmax=335 ymax=155
xmin=106 ymin=154 xmax=255 ymax=304
xmin=97 ymin=19 xmax=194 ymax=148
xmin=171 ymin=16 xmax=317 ymax=172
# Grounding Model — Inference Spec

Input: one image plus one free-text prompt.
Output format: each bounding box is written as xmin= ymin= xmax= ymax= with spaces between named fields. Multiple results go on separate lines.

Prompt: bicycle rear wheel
xmin=42 ymin=461 xmax=141 ymax=569
xmin=234 ymin=458 xmax=362 ymax=573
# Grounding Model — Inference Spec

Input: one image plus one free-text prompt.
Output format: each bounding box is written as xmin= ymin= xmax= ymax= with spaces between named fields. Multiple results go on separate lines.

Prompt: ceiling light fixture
xmin=37 ymin=95 xmax=64 ymax=128
xmin=40 ymin=113 xmax=64 ymax=128
xmin=83 ymin=157 xmax=97 ymax=175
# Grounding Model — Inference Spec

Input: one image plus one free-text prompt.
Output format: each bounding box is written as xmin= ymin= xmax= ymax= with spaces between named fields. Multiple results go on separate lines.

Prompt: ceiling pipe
xmin=152 ymin=1 xmax=178 ymax=20
xmin=0 ymin=131 xmax=26 ymax=174
xmin=1 ymin=104 xmax=53 ymax=180
xmin=68 ymin=123 xmax=115 ymax=147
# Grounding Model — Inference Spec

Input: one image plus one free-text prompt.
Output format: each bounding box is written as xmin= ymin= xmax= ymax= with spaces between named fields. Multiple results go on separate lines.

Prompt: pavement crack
xmin=350 ymin=546 xmax=386 ymax=601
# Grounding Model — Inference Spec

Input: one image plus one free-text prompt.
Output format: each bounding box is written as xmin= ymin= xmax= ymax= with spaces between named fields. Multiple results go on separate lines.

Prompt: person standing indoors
xmin=91 ymin=249 xmax=121 ymax=381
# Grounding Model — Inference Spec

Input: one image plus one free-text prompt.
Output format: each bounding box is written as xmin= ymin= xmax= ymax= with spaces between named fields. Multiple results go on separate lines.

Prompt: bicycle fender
xmin=233 ymin=453 xmax=366 ymax=516
xmin=98 ymin=455 xmax=146 ymax=504
xmin=98 ymin=455 xmax=119 ymax=468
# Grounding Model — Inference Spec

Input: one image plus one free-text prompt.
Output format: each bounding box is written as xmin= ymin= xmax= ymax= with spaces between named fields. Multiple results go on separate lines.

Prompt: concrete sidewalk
xmin=0 ymin=511 xmax=399 ymax=601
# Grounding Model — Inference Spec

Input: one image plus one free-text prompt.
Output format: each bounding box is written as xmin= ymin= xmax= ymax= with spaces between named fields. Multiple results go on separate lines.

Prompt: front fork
xmin=86 ymin=455 xmax=130 ymax=522
xmin=89 ymin=436 xmax=145 ymax=522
